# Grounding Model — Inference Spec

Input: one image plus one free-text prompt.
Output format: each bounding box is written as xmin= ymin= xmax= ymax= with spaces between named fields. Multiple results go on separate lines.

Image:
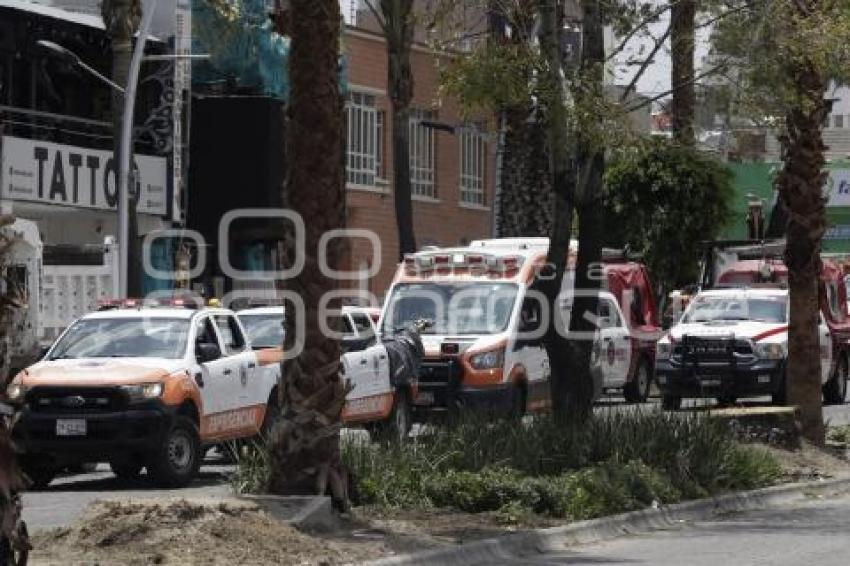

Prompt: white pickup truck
xmin=237 ymin=306 xmax=420 ymax=440
xmin=6 ymin=302 xmax=279 ymax=488
xmin=655 ymin=287 xmax=848 ymax=409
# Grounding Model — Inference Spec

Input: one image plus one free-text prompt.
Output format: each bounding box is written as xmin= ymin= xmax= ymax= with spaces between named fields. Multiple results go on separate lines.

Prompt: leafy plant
xmin=603 ymin=139 xmax=734 ymax=296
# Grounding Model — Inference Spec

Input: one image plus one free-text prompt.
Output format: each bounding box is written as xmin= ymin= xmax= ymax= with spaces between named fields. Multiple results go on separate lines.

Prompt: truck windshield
xmin=382 ymin=282 xmax=519 ymax=335
xmin=239 ymin=314 xmax=285 ymax=349
xmin=49 ymin=318 xmax=190 ymax=360
xmin=681 ymin=296 xmax=787 ymax=324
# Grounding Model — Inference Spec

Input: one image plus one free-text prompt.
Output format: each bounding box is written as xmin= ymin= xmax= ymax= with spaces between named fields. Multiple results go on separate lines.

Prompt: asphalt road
xmin=21 ymin=461 xmax=234 ymax=531
xmin=495 ymin=493 xmax=850 ymax=565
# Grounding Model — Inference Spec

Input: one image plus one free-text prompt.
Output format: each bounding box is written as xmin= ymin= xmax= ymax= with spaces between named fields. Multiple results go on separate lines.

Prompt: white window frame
xmin=346 ymin=92 xmax=379 ymax=187
xmin=409 ymin=109 xmax=436 ymax=198
xmin=459 ymin=124 xmax=486 ymax=206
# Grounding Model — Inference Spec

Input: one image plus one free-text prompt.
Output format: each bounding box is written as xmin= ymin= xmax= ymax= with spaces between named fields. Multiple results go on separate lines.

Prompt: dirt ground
xmin=29 ymin=499 xmax=391 ymax=566
xmin=761 ymin=440 xmax=850 ymax=482
xmin=28 ymin=443 xmax=850 ymax=565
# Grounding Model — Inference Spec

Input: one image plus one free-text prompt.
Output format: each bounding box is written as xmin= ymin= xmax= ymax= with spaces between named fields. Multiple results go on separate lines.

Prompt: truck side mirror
xmin=196 ymin=342 xmax=221 ymax=363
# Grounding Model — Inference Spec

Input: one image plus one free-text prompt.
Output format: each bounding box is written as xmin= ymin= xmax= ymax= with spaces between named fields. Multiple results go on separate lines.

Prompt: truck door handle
xmin=223 ymin=369 xmax=233 ymax=375
xmin=247 ymin=363 xmax=256 ymax=369
xmin=359 ymin=359 xmax=369 ymax=365
xmin=603 ymin=337 xmax=612 ymax=342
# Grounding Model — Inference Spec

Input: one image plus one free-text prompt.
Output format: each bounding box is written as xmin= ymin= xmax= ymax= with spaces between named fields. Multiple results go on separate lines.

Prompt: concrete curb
xmin=365 ymin=476 xmax=850 ymax=566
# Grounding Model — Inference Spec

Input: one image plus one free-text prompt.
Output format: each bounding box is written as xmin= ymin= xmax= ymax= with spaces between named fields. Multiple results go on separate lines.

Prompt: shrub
xmin=343 ymin=410 xmax=781 ymax=516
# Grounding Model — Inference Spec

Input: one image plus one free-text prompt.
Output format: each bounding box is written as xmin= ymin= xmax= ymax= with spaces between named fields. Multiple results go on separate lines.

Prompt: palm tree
xmin=492 ymin=0 xmax=553 ymax=238
xmin=101 ymin=0 xmax=142 ymax=296
xmin=776 ymin=0 xmax=828 ymax=444
xmin=670 ymin=0 xmax=696 ymax=145
xmin=266 ymin=0 xmax=350 ymax=507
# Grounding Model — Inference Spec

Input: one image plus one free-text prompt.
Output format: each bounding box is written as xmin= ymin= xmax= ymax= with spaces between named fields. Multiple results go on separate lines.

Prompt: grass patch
xmin=343 ymin=410 xmax=781 ymax=519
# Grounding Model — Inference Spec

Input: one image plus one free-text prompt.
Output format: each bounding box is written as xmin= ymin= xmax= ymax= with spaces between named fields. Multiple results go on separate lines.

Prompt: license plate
xmin=56 ymin=419 xmax=87 ymax=436
xmin=699 ymin=378 xmax=722 ymax=387
xmin=415 ymin=391 xmax=435 ymax=405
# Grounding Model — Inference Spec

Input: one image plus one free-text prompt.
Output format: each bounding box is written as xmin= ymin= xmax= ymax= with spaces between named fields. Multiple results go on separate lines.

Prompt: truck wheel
xmin=823 ymin=355 xmax=848 ymax=405
xmin=387 ymin=391 xmax=412 ymax=442
xmin=261 ymin=396 xmax=281 ymax=441
xmin=110 ymin=459 xmax=144 ymax=481
xmin=20 ymin=456 xmax=57 ymax=490
xmin=716 ymin=394 xmax=737 ymax=407
xmin=369 ymin=391 xmax=411 ymax=444
xmin=147 ymin=416 xmax=201 ymax=488
xmin=773 ymin=373 xmax=788 ymax=406
xmin=510 ymin=384 xmax=527 ymax=419
xmin=624 ymin=360 xmax=651 ymax=403
xmin=661 ymin=395 xmax=682 ymax=411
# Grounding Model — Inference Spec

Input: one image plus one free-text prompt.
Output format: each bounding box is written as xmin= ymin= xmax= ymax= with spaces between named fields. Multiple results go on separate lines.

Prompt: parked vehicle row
xmin=5 ymin=237 xmax=848 ymax=490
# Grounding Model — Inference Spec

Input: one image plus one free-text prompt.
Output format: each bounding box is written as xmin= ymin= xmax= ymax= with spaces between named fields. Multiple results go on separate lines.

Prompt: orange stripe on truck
xmin=342 ymin=393 xmax=395 ymax=423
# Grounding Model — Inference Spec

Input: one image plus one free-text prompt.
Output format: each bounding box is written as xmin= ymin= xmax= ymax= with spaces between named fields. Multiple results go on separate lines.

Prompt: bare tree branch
xmin=606 ymin=0 xmax=675 ymax=62
xmin=620 ymin=22 xmax=673 ymax=103
xmin=362 ymin=0 xmax=387 ymax=33
xmin=624 ymin=57 xmax=735 ymax=113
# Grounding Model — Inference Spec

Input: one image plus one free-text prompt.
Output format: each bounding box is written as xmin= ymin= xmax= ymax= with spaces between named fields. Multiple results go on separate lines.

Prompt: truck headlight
xmin=121 ymin=383 xmax=164 ymax=402
xmin=5 ymin=383 xmax=27 ymax=403
xmin=755 ymin=343 xmax=786 ymax=360
xmin=656 ymin=342 xmax=673 ymax=361
xmin=469 ymin=348 xmax=505 ymax=370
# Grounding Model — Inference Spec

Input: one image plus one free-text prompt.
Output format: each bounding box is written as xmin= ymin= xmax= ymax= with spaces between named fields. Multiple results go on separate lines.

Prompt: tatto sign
xmin=1 ymin=136 xmax=167 ymax=215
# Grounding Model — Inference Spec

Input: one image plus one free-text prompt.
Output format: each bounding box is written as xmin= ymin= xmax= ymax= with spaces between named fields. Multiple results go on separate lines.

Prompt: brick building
xmin=343 ymin=26 xmax=496 ymax=297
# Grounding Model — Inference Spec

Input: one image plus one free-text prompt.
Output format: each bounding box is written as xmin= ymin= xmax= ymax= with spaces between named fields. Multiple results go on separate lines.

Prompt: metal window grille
xmin=345 ymin=92 xmax=378 ymax=186
xmin=409 ymin=109 xmax=436 ymax=197
xmin=459 ymin=124 xmax=486 ymax=205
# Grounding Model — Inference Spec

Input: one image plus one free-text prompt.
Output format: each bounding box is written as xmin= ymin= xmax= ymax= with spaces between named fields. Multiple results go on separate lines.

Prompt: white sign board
xmin=1 ymin=136 xmax=168 ymax=215
xmin=826 ymin=169 xmax=850 ymax=207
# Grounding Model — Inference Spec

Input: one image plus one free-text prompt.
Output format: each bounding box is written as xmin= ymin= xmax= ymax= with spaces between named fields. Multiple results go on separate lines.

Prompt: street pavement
xmin=494 ymin=492 xmax=850 ymax=565
xmin=21 ymin=461 xmax=234 ymax=531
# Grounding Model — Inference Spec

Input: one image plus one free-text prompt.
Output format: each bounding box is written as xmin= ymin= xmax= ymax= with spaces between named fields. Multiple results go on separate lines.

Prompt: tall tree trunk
xmin=267 ymin=0 xmax=350 ymax=507
xmin=776 ymin=0 xmax=828 ymax=444
xmin=102 ymin=0 xmax=141 ymax=296
xmin=537 ymin=0 xmax=577 ymax=422
xmin=382 ymin=0 xmax=417 ymax=258
xmin=670 ymin=0 xmax=696 ymax=145
xmin=563 ymin=0 xmax=607 ymax=423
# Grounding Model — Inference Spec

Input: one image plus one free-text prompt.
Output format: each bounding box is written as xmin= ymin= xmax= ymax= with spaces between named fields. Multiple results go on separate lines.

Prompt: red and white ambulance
xmin=372 ymin=238 xmax=663 ymax=419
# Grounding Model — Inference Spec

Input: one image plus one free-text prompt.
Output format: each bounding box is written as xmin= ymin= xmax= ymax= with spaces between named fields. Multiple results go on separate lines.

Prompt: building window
xmin=376 ymin=109 xmax=387 ymax=180
xmin=835 ymin=114 xmax=845 ymax=129
xmin=409 ymin=109 xmax=436 ymax=197
xmin=346 ymin=92 xmax=379 ymax=186
xmin=459 ymin=124 xmax=486 ymax=205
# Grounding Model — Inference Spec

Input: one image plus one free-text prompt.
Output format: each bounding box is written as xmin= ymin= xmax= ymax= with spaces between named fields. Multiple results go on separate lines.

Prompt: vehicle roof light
xmin=433 ymin=254 xmax=451 ymax=265
xmin=466 ymin=254 xmax=485 ymax=264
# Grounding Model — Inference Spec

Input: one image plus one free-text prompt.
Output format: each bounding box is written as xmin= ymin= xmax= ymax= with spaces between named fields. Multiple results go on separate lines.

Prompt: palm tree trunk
xmin=498 ymin=106 xmax=553 ymax=237
xmin=670 ymin=0 xmax=696 ymax=145
xmin=776 ymin=1 xmax=828 ymax=443
xmin=267 ymin=0 xmax=350 ymax=507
